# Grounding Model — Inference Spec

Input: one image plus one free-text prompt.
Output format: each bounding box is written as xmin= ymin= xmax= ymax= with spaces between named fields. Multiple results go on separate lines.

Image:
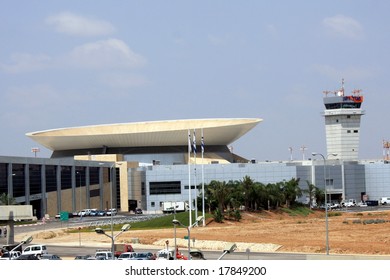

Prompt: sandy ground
xmin=17 ymin=209 xmax=390 ymax=256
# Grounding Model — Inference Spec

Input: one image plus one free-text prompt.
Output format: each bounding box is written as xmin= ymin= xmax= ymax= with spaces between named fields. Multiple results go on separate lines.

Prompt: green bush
xmin=213 ymin=208 xmax=224 ymax=223
xmin=233 ymin=209 xmax=241 ymax=221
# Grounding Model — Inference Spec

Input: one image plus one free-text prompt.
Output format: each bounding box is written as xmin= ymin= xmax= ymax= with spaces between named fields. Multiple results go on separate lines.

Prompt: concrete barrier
xmin=0 ymin=205 xmax=33 ymax=221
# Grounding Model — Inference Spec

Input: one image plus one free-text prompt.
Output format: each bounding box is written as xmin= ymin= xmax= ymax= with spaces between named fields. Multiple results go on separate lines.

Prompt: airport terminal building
xmin=1 ymin=87 xmax=390 ymax=219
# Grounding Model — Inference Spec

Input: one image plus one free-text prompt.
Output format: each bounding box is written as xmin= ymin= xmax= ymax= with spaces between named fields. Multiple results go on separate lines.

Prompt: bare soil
xmin=25 ymin=209 xmax=390 ymax=256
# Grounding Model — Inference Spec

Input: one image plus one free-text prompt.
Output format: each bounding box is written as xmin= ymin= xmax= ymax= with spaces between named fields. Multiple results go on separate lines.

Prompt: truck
xmin=341 ymin=199 xmax=357 ymax=207
xmin=162 ymin=201 xmax=189 ymax=213
xmin=155 ymin=248 xmax=188 ymax=260
xmin=380 ymin=197 xmax=390 ymax=205
xmin=113 ymin=243 xmax=134 ymax=258
xmin=95 ymin=249 xmax=113 ymax=260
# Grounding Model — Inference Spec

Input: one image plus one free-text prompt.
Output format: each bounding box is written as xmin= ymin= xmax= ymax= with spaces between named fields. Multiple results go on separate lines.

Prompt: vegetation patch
xmin=363 ymin=219 xmax=387 ymax=225
xmin=280 ymin=206 xmax=313 ymax=217
xmin=328 ymin=212 xmax=342 ymax=217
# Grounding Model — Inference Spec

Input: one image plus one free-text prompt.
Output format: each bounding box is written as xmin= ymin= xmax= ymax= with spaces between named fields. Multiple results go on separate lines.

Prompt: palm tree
xmin=304 ymin=180 xmax=317 ymax=208
xmin=314 ymin=187 xmax=325 ymax=206
xmin=283 ymin=178 xmax=302 ymax=208
xmin=265 ymin=183 xmax=284 ymax=210
xmin=208 ymin=180 xmax=229 ymax=213
xmin=239 ymin=176 xmax=255 ymax=210
xmin=252 ymin=182 xmax=267 ymax=210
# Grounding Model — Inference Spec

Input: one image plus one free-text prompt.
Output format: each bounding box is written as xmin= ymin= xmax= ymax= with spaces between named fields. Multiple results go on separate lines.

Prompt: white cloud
xmin=45 ymin=12 xmax=115 ymax=37
xmin=67 ymin=38 xmax=146 ymax=69
xmin=323 ymin=15 xmax=364 ymax=40
xmin=0 ymin=53 xmax=51 ymax=73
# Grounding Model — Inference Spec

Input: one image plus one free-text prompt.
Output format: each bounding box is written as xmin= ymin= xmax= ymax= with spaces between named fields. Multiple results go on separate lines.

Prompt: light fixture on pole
xmin=99 ymin=161 xmax=119 ymax=250
xmin=327 ymin=153 xmax=338 ymax=205
xmin=172 ymin=216 xmax=203 ymax=260
xmin=8 ymin=236 xmax=33 ymax=259
xmin=312 ymin=152 xmax=329 ymax=255
xmin=76 ymin=171 xmax=82 ymax=213
xmin=95 ymin=224 xmax=131 ymax=260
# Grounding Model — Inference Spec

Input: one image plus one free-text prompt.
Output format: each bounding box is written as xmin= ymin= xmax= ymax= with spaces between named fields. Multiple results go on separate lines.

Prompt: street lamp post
xmin=8 ymin=236 xmax=33 ymax=259
xmin=312 ymin=152 xmax=329 ymax=255
xmin=76 ymin=171 xmax=82 ymax=214
xmin=99 ymin=162 xmax=118 ymax=250
xmin=95 ymin=224 xmax=131 ymax=260
xmin=172 ymin=216 xmax=203 ymax=260
xmin=76 ymin=171 xmax=83 ymax=247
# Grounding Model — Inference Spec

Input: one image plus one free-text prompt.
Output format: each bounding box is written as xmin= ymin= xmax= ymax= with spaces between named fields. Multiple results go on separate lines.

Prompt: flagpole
xmin=193 ymin=129 xmax=198 ymax=224
xmin=188 ymin=129 xmax=192 ymax=227
xmin=201 ymin=128 xmax=205 ymax=227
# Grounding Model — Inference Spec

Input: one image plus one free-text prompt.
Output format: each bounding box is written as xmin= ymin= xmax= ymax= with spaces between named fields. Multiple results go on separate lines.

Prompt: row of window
xmin=0 ymin=163 xmax=101 ymax=198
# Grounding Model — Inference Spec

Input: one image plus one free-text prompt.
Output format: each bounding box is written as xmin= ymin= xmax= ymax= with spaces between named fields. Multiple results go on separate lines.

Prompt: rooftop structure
xmin=323 ymin=79 xmax=365 ymax=160
xmin=26 ymin=118 xmax=262 ymax=161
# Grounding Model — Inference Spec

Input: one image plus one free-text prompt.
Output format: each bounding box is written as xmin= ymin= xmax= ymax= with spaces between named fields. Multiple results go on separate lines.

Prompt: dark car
xmin=133 ymin=252 xmax=154 ymax=260
xmin=40 ymin=254 xmax=62 ymax=260
xmin=135 ymin=208 xmax=143 ymax=214
xmin=96 ymin=210 xmax=106 ymax=216
xmin=16 ymin=254 xmax=40 ymax=260
xmin=74 ymin=254 xmax=92 ymax=260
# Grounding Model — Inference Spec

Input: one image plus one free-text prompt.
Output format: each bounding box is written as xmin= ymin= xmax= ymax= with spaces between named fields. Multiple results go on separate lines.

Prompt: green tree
xmin=240 ymin=175 xmax=255 ymax=210
xmin=283 ymin=178 xmax=302 ymax=208
xmin=208 ymin=180 xmax=229 ymax=213
xmin=304 ymin=180 xmax=317 ymax=208
xmin=0 ymin=193 xmax=15 ymax=205
xmin=265 ymin=183 xmax=284 ymax=210
xmin=314 ymin=187 xmax=325 ymax=206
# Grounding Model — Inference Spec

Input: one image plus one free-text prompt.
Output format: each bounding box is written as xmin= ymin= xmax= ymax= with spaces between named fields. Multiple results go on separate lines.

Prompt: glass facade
xmin=45 ymin=165 xmax=57 ymax=193
xmin=2 ymin=154 xmax=390 ymax=216
xmin=29 ymin=164 xmax=42 ymax=195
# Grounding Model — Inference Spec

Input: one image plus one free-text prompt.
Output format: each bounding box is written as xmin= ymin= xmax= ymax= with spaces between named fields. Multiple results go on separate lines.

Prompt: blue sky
xmin=1 ymin=1 xmax=389 ymax=161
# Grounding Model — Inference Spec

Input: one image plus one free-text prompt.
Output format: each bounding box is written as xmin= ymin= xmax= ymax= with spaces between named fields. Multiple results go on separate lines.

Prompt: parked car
xmin=132 ymin=252 xmax=155 ymax=260
xmin=22 ymin=244 xmax=48 ymax=257
xmin=0 ymin=250 xmax=21 ymax=260
xmin=89 ymin=209 xmax=98 ymax=216
xmin=96 ymin=210 xmax=106 ymax=216
xmin=117 ymin=252 xmax=136 ymax=260
xmin=135 ymin=208 xmax=143 ymax=214
xmin=341 ymin=199 xmax=357 ymax=207
xmin=95 ymin=250 xmax=113 ymax=260
xmin=380 ymin=197 xmax=390 ymax=205
xmin=16 ymin=254 xmax=40 ymax=260
xmin=106 ymin=208 xmax=117 ymax=216
xmin=74 ymin=254 xmax=92 ymax=260
xmin=40 ymin=254 xmax=62 ymax=260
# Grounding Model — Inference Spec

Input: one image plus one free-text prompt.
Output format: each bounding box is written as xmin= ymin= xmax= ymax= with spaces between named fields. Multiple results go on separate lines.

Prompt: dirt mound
xmin=21 ymin=209 xmax=390 ymax=255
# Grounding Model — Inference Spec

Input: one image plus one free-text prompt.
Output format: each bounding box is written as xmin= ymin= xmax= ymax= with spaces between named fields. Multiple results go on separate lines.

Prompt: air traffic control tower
xmin=323 ymin=80 xmax=365 ymax=160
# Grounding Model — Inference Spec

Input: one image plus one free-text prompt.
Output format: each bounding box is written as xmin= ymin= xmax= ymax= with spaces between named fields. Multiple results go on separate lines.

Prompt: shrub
xmin=233 ymin=209 xmax=241 ymax=221
xmin=213 ymin=208 xmax=224 ymax=223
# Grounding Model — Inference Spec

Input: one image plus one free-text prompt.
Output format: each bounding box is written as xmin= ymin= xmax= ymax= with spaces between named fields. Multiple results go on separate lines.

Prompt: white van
xmin=22 ymin=244 xmax=48 ymax=257
xmin=380 ymin=197 xmax=390 ymax=205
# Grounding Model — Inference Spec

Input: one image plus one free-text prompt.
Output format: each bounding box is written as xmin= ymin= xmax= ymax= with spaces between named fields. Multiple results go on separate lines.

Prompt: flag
xmin=192 ymin=129 xmax=197 ymax=154
xmin=188 ymin=130 xmax=191 ymax=154
xmin=201 ymin=135 xmax=204 ymax=154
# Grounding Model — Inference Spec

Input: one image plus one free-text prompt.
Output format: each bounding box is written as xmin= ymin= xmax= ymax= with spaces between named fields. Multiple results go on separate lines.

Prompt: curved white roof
xmin=26 ymin=118 xmax=262 ymax=151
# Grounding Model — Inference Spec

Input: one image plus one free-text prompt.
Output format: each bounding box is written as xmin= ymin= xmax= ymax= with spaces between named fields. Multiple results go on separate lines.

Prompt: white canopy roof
xmin=26 ymin=118 xmax=262 ymax=151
